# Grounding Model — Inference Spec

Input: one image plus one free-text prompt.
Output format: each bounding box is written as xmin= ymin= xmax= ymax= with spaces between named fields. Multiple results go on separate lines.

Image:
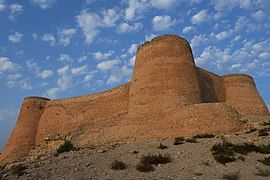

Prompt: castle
xmin=1 ymin=35 xmax=269 ymax=165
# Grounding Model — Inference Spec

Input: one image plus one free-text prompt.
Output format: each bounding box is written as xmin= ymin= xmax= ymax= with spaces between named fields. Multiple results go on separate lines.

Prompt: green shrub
xmin=255 ymin=167 xmax=270 ymax=177
xmin=260 ymin=156 xmax=270 ymax=166
xmin=141 ymin=153 xmax=172 ymax=165
xmin=110 ymin=160 xmax=127 ymax=170
xmin=157 ymin=142 xmax=168 ymax=150
xmin=57 ymin=140 xmax=75 ymax=154
xmin=222 ymin=171 xmax=240 ymax=180
xmin=136 ymin=162 xmax=155 ymax=172
xmin=11 ymin=164 xmax=27 ymax=176
xmin=173 ymin=137 xmax=184 ymax=145
xmin=193 ymin=133 xmax=215 ymax=138
xmin=186 ymin=137 xmax=198 ymax=143
xmin=258 ymin=128 xmax=269 ymax=136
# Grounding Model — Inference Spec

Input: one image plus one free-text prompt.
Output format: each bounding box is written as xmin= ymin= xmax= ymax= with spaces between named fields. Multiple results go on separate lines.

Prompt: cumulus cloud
xmin=77 ymin=10 xmax=101 ymax=44
xmin=107 ymin=65 xmax=132 ymax=84
xmin=19 ymin=78 xmax=33 ymax=90
xmin=150 ymin=0 xmax=178 ymax=9
xmin=97 ymin=59 xmax=121 ymax=71
xmin=9 ymin=3 xmax=23 ymax=20
xmin=124 ymin=0 xmax=149 ymax=21
xmin=128 ymin=43 xmax=138 ymax=54
xmin=0 ymin=107 xmax=18 ymax=121
xmin=191 ymin=9 xmax=208 ymax=24
xmin=117 ymin=22 xmax=143 ymax=33
xmin=58 ymin=53 xmax=71 ymax=62
xmin=59 ymin=28 xmax=76 ymax=46
xmin=145 ymin=33 xmax=157 ymax=41
xmin=38 ymin=70 xmax=53 ymax=79
xmin=102 ymin=9 xmax=120 ymax=27
xmin=251 ymin=10 xmax=266 ymax=21
xmin=183 ymin=26 xmax=194 ymax=34
xmin=0 ymin=57 xmax=20 ymax=75
xmin=0 ymin=1 xmax=5 ymax=12
xmin=71 ymin=65 xmax=88 ymax=76
xmin=8 ymin=31 xmax=23 ymax=43
xmin=30 ymin=0 xmax=57 ymax=9
xmin=92 ymin=51 xmax=114 ymax=60
xmin=191 ymin=34 xmax=208 ymax=48
xmin=152 ymin=15 xmax=176 ymax=31
xmin=41 ymin=33 xmax=56 ymax=46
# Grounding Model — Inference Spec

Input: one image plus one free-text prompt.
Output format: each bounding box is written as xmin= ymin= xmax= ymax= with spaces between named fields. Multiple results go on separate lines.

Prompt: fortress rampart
xmin=1 ymin=34 xmax=269 ymax=165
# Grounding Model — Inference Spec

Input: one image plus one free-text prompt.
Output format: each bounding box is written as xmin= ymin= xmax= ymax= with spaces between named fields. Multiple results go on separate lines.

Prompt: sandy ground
xmin=1 ymin=117 xmax=270 ymax=180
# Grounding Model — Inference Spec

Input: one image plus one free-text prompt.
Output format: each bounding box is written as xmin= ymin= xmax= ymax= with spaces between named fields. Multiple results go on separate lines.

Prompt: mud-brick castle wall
xmin=223 ymin=74 xmax=269 ymax=116
xmin=34 ymin=83 xmax=130 ymax=146
xmin=0 ymin=97 xmax=49 ymax=164
xmin=128 ymin=35 xmax=202 ymax=117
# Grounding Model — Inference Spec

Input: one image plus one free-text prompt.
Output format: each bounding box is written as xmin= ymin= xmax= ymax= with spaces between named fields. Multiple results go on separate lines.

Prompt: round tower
xmin=0 ymin=97 xmax=49 ymax=165
xmin=223 ymin=74 xmax=269 ymax=116
xmin=128 ymin=35 xmax=202 ymax=118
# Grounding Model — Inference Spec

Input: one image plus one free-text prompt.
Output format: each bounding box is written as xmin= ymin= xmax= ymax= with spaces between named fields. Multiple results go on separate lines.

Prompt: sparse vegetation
xmin=185 ymin=137 xmax=198 ymax=143
xmin=258 ymin=128 xmax=269 ymax=136
xmin=57 ymin=140 xmax=75 ymax=154
xmin=110 ymin=160 xmax=127 ymax=170
xmin=262 ymin=120 xmax=270 ymax=126
xmin=136 ymin=162 xmax=155 ymax=172
xmin=132 ymin=150 xmax=139 ymax=154
xmin=193 ymin=133 xmax=215 ymax=138
xmin=245 ymin=128 xmax=257 ymax=134
xmin=222 ymin=171 xmax=240 ymax=180
xmin=11 ymin=164 xmax=27 ymax=176
xmin=260 ymin=156 xmax=270 ymax=166
xmin=157 ymin=142 xmax=168 ymax=150
xmin=141 ymin=153 xmax=172 ymax=165
xmin=255 ymin=167 xmax=270 ymax=177
xmin=173 ymin=137 xmax=184 ymax=145
xmin=211 ymin=138 xmax=270 ymax=164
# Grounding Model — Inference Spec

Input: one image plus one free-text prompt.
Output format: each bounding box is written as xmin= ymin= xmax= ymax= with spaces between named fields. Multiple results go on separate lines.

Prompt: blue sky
xmin=0 ymin=0 xmax=270 ymax=152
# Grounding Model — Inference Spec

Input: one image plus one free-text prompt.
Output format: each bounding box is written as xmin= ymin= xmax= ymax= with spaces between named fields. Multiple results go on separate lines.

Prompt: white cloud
xmin=32 ymin=33 xmax=39 ymax=40
xmin=0 ymin=1 xmax=5 ymax=12
xmin=150 ymin=0 xmax=177 ymax=9
xmin=107 ymin=65 xmax=132 ymax=84
xmin=7 ymin=73 xmax=22 ymax=80
xmin=92 ymin=51 xmax=114 ymax=60
xmin=211 ymin=0 xmax=238 ymax=11
xmin=0 ymin=57 xmax=20 ymax=75
xmin=26 ymin=60 xmax=40 ymax=73
xmin=259 ymin=52 xmax=270 ymax=59
xmin=19 ymin=78 xmax=33 ymax=90
xmin=58 ymin=53 xmax=71 ymax=61
xmin=71 ymin=65 xmax=88 ymax=75
xmin=31 ymin=0 xmax=56 ymax=9
xmin=9 ymin=3 xmax=23 ymax=20
xmin=191 ymin=34 xmax=207 ymax=48
xmin=152 ymin=15 xmax=176 ymax=31
xmin=128 ymin=43 xmax=138 ymax=54
xmin=183 ymin=26 xmax=194 ymax=34
xmin=97 ymin=59 xmax=121 ymax=71
xmin=77 ymin=10 xmax=101 ymax=44
xmin=124 ymin=0 xmax=149 ymax=21
xmin=251 ymin=10 xmax=266 ymax=21
xmin=41 ymin=33 xmax=56 ymax=46
xmin=191 ymin=9 xmax=208 ymax=24
xmin=38 ymin=70 xmax=53 ymax=79
xmin=0 ymin=107 xmax=17 ymax=121
xmin=8 ymin=31 xmax=23 ymax=43
xmin=145 ymin=33 xmax=157 ymax=41
xmin=102 ymin=9 xmax=120 ymax=27
xmin=117 ymin=22 xmax=143 ymax=33
xmin=59 ymin=28 xmax=76 ymax=46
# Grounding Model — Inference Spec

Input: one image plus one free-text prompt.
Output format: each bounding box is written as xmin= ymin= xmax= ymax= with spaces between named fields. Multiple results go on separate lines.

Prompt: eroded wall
xmin=1 ymin=34 xmax=269 ymax=166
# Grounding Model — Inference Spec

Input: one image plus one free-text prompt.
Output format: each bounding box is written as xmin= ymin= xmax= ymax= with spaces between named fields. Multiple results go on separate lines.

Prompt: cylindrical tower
xmin=223 ymin=74 xmax=269 ymax=116
xmin=0 ymin=97 xmax=49 ymax=165
xmin=128 ymin=35 xmax=202 ymax=118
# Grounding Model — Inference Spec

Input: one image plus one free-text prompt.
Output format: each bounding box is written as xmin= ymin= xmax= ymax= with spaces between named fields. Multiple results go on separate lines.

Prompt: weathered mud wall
xmin=0 ymin=97 xmax=49 ymax=164
xmin=129 ymin=35 xmax=202 ymax=118
xmin=1 ymin=34 xmax=269 ymax=166
xmin=223 ymin=74 xmax=269 ymax=116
